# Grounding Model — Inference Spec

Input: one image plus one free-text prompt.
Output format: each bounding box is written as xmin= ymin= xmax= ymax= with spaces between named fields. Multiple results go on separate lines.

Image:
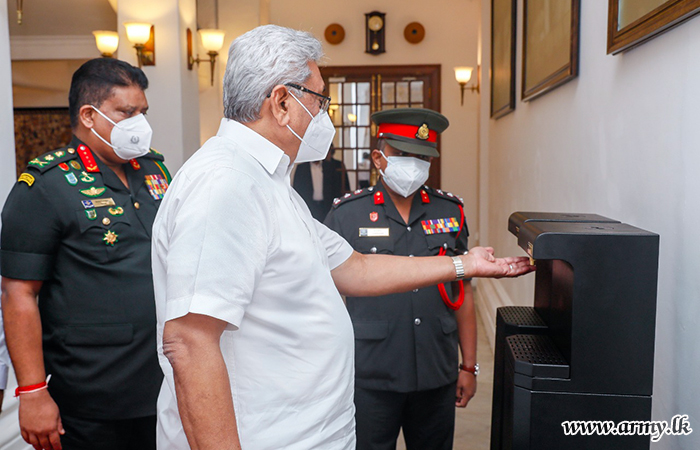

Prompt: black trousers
xmin=60 ymin=414 xmax=156 ymax=450
xmin=355 ymin=383 xmax=456 ymax=450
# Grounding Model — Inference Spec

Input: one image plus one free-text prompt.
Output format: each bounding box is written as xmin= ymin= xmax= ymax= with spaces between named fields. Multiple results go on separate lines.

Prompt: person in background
xmin=293 ymin=144 xmax=349 ymax=221
xmin=151 ymin=24 xmax=534 ymax=450
xmin=0 ymin=57 xmax=170 ymax=450
xmin=325 ymin=108 xmax=477 ymax=450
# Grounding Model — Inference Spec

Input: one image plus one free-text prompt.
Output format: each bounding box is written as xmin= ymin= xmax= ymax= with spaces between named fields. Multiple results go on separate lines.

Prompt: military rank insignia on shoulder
xmin=332 ymin=186 xmax=375 ymax=208
xmin=424 ymin=185 xmax=464 ymax=205
xmin=18 ymin=172 xmax=35 ymax=187
xmin=26 ymin=147 xmax=78 ymax=174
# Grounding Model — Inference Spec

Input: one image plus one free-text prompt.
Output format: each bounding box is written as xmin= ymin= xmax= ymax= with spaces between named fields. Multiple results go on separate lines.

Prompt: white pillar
xmin=0 ymin=0 xmax=17 ymax=203
xmin=117 ymin=0 xmax=200 ymax=172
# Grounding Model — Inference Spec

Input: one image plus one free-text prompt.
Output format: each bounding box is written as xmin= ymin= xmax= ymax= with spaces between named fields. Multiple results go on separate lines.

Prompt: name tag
xmin=359 ymin=227 xmax=390 ymax=237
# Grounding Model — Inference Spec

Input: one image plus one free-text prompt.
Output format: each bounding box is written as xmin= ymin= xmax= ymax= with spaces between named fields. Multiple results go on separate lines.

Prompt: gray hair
xmin=223 ymin=25 xmax=324 ymax=122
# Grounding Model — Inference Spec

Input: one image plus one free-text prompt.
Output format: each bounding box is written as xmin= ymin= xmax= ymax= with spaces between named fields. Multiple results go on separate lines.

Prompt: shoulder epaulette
xmin=332 ymin=187 xmax=375 ymax=209
xmin=140 ymin=148 xmax=165 ymax=161
xmin=423 ymin=185 xmax=464 ymax=205
xmin=26 ymin=146 xmax=79 ymax=174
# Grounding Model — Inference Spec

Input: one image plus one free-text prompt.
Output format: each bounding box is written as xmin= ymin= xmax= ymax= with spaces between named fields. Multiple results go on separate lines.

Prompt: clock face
xmin=368 ymin=15 xmax=384 ymax=32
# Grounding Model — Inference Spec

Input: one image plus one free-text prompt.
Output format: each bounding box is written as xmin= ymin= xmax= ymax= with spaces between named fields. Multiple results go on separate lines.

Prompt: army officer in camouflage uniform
xmin=0 ymin=58 xmax=170 ymax=450
xmin=325 ymin=108 xmax=477 ymax=450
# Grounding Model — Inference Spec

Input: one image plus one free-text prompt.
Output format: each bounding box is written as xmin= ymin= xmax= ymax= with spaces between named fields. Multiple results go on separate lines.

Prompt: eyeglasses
xmin=285 ymin=83 xmax=332 ymax=113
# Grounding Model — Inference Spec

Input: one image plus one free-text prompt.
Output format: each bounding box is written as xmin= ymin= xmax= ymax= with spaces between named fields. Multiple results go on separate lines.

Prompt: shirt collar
xmin=216 ymin=118 xmax=290 ymax=175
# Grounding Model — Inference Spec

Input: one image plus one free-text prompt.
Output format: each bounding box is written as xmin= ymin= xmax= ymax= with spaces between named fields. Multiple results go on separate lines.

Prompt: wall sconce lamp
xmin=92 ymin=31 xmax=119 ymax=58
xmin=124 ymin=22 xmax=155 ymax=68
xmin=187 ymin=28 xmax=226 ymax=86
xmin=454 ymin=66 xmax=480 ymax=105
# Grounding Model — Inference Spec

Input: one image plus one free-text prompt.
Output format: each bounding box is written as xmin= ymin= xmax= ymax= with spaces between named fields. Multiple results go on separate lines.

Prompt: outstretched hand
xmin=462 ymin=246 xmax=535 ymax=279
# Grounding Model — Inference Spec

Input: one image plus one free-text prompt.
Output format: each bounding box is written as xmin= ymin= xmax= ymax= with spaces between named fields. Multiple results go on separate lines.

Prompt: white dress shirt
xmin=152 ymin=118 xmax=356 ymax=450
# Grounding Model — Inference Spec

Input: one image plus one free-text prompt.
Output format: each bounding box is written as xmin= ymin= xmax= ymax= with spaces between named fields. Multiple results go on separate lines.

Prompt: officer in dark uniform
xmin=324 ymin=108 xmax=478 ymax=450
xmin=0 ymin=58 xmax=169 ymax=450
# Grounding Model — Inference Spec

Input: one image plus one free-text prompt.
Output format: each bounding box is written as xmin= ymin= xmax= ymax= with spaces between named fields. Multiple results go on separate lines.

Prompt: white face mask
xmin=90 ymin=105 xmax=153 ymax=160
xmin=286 ymin=92 xmax=336 ymax=164
xmin=380 ymin=150 xmax=431 ymax=197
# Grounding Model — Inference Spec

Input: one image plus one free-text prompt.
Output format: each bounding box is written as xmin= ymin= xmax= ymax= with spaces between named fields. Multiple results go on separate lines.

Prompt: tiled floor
xmin=397 ymin=309 xmax=494 ymax=449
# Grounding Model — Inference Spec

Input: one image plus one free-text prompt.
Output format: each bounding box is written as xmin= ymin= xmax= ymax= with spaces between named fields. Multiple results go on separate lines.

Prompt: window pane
xmin=358 ymin=105 xmax=371 ymax=126
xmin=382 ymin=82 xmax=395 ymax=104
xmin=357 ymin=82 xmax=371 ymax=103
xmin=333 ymin=127 xmax=342 ymax=148
xmin=358 ymin=128 xmax=371 ymax=148
xmin=344 ymin=127 xmax=357 ymax=148
xmin=344 ymin=149 xmax=357 ymax=169
xmin=343 ymin=82 xmax=356 ymax=104
xmin=411 ymin=81 xmax=424 ymax=103
xmin=330 ymin=106 xmax=342 ymax=126
xmin=329 ymin=83 xmax=342 ymax=105
xmin=396 ymin=82 xmax=409 ymax=103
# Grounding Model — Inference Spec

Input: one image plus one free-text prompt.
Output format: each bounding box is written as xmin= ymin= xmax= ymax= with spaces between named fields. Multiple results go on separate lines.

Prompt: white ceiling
xmin=7 ymin=0 xmax=117 ymax=37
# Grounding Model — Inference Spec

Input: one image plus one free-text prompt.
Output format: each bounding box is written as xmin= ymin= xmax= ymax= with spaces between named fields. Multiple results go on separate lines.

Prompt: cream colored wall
xmin=478 ymin=1 xmax=700 ymax=448
xmin=198 ymin=0 xmax=483 ymax=240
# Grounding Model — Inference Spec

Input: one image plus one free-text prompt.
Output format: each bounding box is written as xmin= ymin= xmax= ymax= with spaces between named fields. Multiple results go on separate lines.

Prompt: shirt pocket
xmin=75 ymin=210 xmax=133 ymax=263
xmin=352 ymin=235 xmax=395 ymax=255
xmin=425 ymin=232 xmax=459 ymax=256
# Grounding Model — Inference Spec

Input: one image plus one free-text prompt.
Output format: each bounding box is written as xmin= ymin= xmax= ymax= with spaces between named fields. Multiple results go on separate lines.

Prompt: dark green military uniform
xmin=0 ymin=135 xmax=169 ymax=420
xmin=325 ymin=182 xmax=469 ymax=393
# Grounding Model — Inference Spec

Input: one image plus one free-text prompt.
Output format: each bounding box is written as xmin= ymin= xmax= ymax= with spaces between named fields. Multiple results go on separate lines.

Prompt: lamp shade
xmin=199 ymin=29 xmax=226 ymax=52
xmin=93 ymin=30 xmax=119 ymax=56
xmin=454 ymin=66 xmax=473 ymax=84
xmin=124 ymin=22 xmax=152 ymax=45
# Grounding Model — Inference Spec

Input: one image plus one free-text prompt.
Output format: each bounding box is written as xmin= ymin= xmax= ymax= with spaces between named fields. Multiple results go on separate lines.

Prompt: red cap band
xmin=377 ymin=123 xmax=437 ymax=143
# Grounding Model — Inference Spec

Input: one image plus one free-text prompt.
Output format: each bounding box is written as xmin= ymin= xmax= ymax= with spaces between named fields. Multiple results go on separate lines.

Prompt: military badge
xmin=91 ymin=198 xmax=116 ymax=208
xmin=58 ymin=163 xmax=70 ymax=172
xmin=85 ymin=209 xmax=97 ymax=220
xmin=359 ymin=227 xmax=390 ymax=237
xmin=370 ymin=212 xmax=379 ymax=222
xmin=416 ymin=123 xmax=430 ymax=140
xmin=144 ymin=174 xmax=169 ymax=200
xmin=80 ymin=171 xmax=95 ymax=183
xmin=67 ymin=147 xmax=76 ymax=154
xmin=54 ymin=150 xmax=65 ymax=157
xmin=65 ymin=173 xmax=78 ymax=185
xmin=18 ymin=173 xmax=35 ymax=186
xmin=28 ymin=158 xmax=48 ymax=167
xmin=420 ymin=190 xmax=430 ymax=203
xmin=77 ymin=145 xmax=100 ymax=173
xmin=79 ymin=186 xmax=106 ymax=197
xmin=44 ymin=155 xmax=55 ymax=162
xmin=103 ymin=230 xmax=118 ymax=246
xmin=108 ymin=206 xmax=124 ymax=216
xmin=374 ymin=191 xmax=384 ymax=205
xmin=421 ymin=217 xmax=460 ymax=235
xmin=82 ymin=198 xmax=116 ymax=209
xmin=130 ymin=159 xmax=141 ymax=170
xmin=70 ymin=161 xmax=82 ymax=170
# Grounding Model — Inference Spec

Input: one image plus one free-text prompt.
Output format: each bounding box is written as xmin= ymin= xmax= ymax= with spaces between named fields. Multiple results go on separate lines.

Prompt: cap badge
xmin=416 ymin=123 xmax=430 ymax=140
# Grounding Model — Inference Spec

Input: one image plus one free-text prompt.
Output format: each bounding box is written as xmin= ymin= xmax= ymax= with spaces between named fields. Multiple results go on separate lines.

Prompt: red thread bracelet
xmin=14 ymin=374 xmax=51 ymax=397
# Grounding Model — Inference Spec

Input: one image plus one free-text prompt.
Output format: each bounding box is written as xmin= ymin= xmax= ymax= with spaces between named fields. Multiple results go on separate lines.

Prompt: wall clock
xmin=365 ymin=11 xmax=386 ymax=55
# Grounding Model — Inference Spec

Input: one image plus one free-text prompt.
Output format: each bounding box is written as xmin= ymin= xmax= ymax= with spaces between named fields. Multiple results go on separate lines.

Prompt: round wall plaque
xmin=325 ymin=23 xmax=345 ymax=45
xmin=404 ymin=22 xmax=425 ymax=44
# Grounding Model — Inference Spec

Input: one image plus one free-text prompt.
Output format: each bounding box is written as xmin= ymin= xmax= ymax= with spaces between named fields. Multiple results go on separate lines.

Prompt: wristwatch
xmin=451 ymin=256 xmax=465 ymax=280
xmin=459 ymin=363 xmax=479 ymax=376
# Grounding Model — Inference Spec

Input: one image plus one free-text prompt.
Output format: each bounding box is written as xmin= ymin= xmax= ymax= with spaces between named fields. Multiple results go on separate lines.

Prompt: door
xmin=320 ymin=65 xmax=441 ymax=193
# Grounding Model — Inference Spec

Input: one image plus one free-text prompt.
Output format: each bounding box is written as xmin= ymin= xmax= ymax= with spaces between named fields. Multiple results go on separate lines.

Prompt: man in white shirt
xmin=152 ymin=24 xmax=534 ymax=450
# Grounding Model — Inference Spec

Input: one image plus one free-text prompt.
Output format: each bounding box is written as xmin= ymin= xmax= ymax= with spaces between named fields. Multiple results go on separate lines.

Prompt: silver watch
xmin=451 ymin=256 xmax=465 ymax=280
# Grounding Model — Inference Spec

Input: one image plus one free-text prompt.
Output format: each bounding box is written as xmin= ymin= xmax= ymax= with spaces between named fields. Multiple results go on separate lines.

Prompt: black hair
xmin=68 ymin=58 xmax=149 ymax=129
